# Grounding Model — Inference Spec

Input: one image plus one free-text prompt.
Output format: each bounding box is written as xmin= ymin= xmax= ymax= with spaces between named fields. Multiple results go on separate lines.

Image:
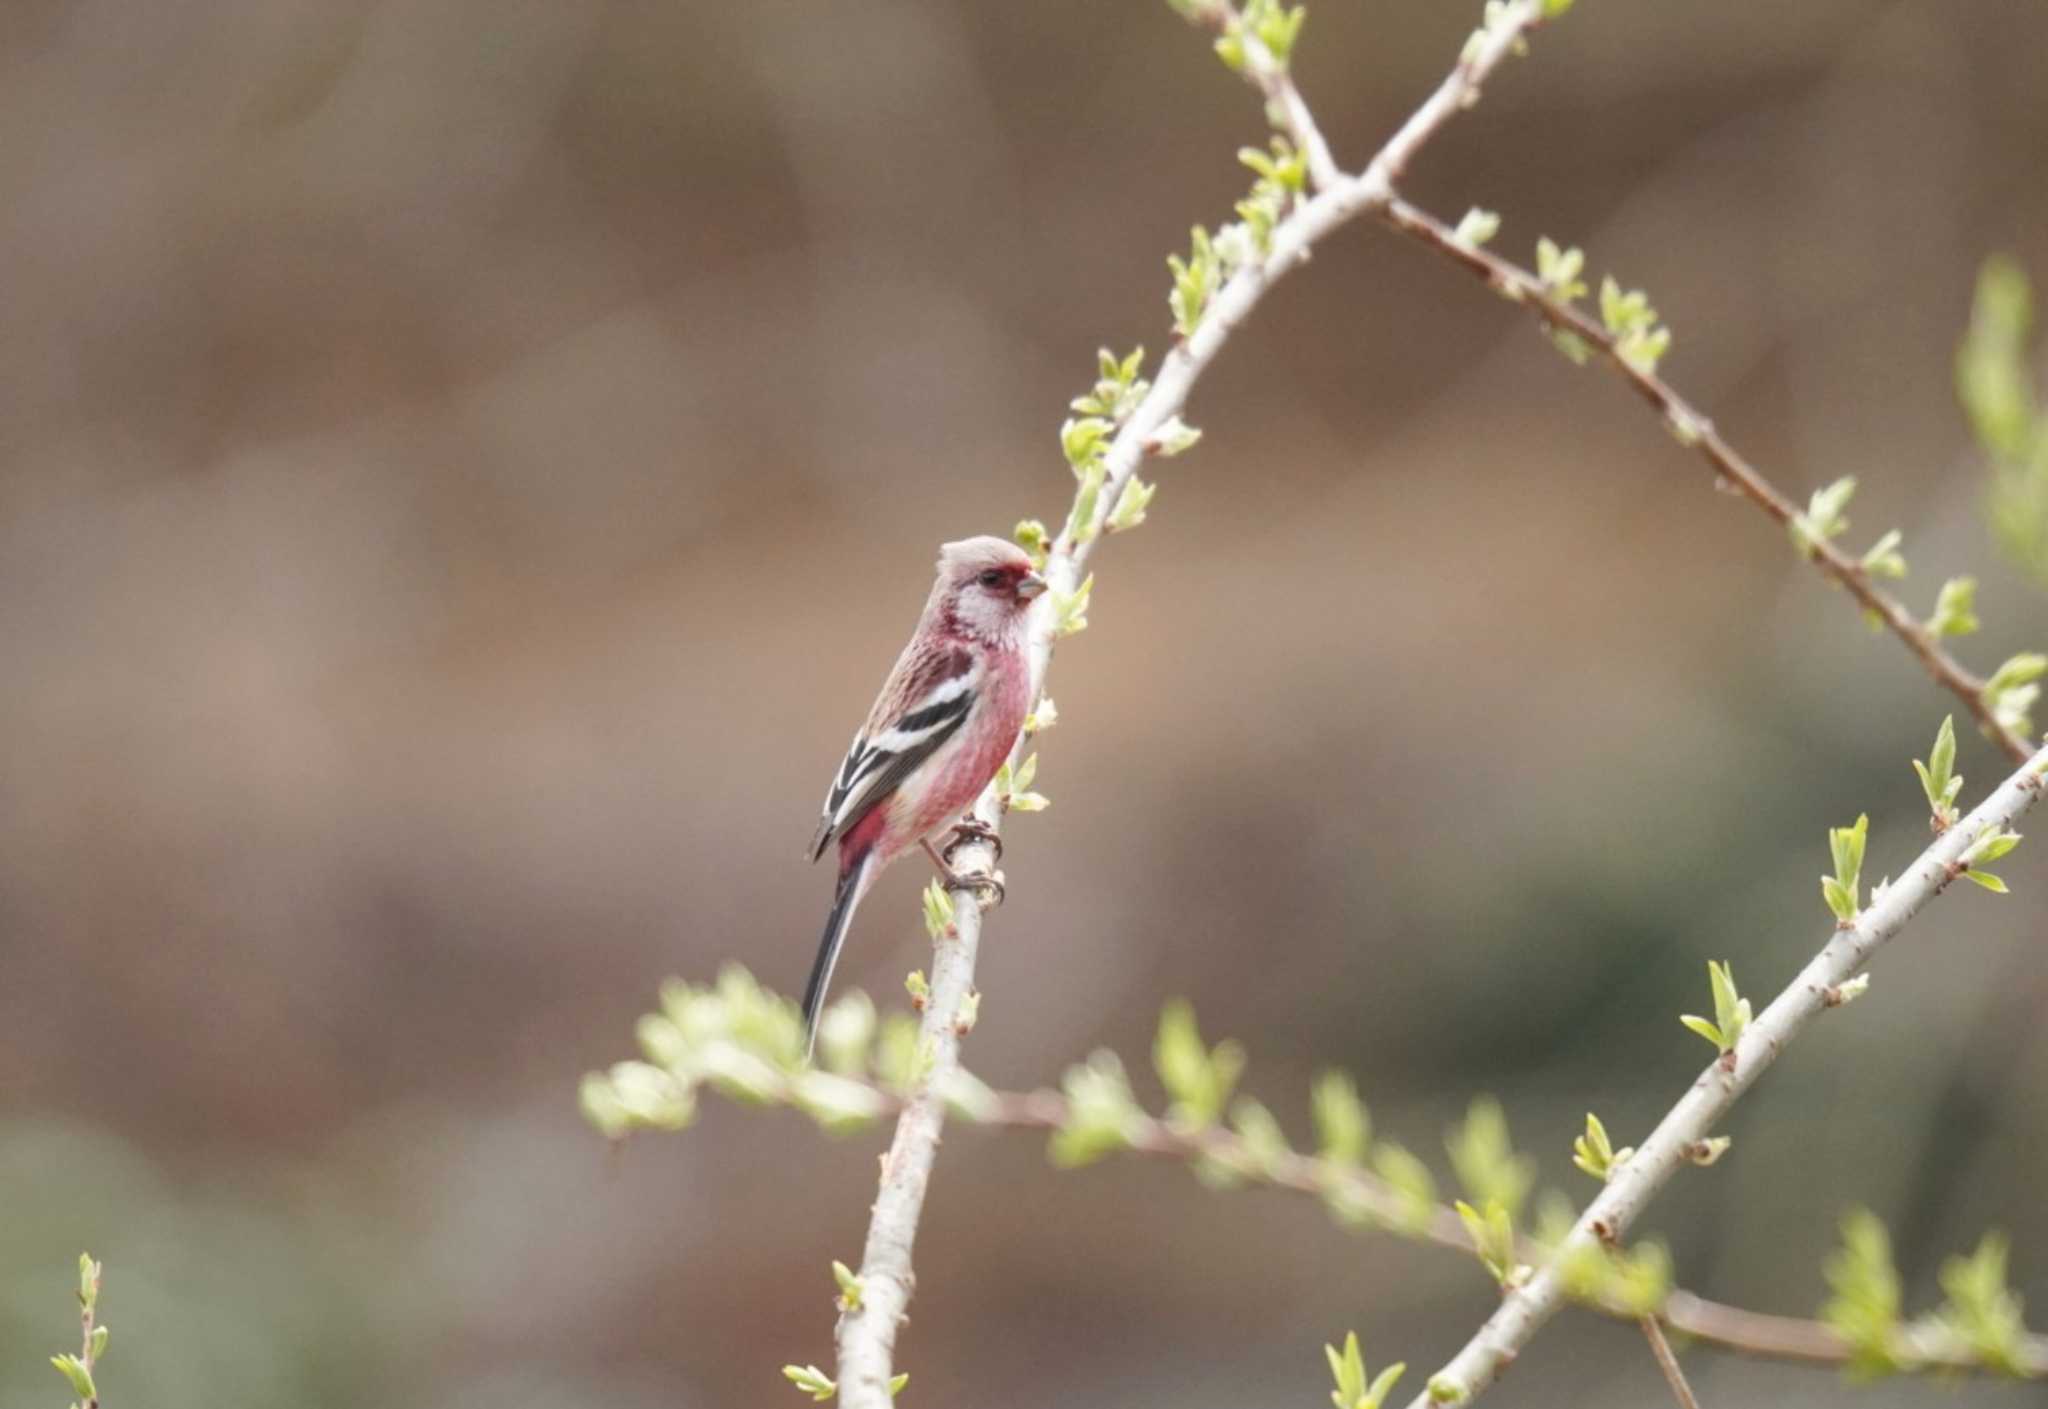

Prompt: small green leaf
xmin=1452 ymin=208 xmax=1500 ymax=248
xmin=1687 ymin=1135 xmax=1732 ymax=1166
xmin=1446 ymin=1096 xmax=1534 ymax=1217
xmin=1708 ymin=960 xmax=1751 ymax=1046
xmin=1052 ymin=573 xmax=1094 ymax=637
xmin=1790 ymin=475 xmax=1856 ymax=558
xmin=921 ymin=880 xmax=956 ymax=941
xmin=832 ymin=1259 xmax=864 ymax=1311
xmin=1311 ymin=1070 xmax=1370 ymax=1167
xmin=1371 ymin=1142 xmax=1439 ymax=1234
xmin=1914 ymin=714 xmax=1963 ymax=828
xmin=1982 ymin=652 xmax=2048 ymax=735
xmin=1230 ymin=1096 xmax=1291 ymax=1175
xmin=1823 ymin=813 xmax=1869 ymax=921
xmin=1153 ymin=1000 xmax=1244 ymax=1128
xmin=792 ymin=1070 xmax=887 ymax=1134
xmin=51 ymin=1354 xmax=95 ymax=1401
xmin=817 ymin=991 xmax=877 ymax=1076
xmin=1049 ymin=1049 xmax=1144 ymax=1167
xmin=1927 ymin=577 xmax=1980 ymax=638
xmin=1571 ymin=1112 xmax=1617 ymax=1181
xmin=1168 ymin=227 xmax=1220 ymax=337
xmin=1066 ymin=460 xmax=1107 ymax=545
xmin=1860 ymin=528 xmax=1907 ymax=579
xmin=1822 ymin=1208 xmax=1905 ymax=1380
xmin=1059 ymin=416 xmax=1113 ymax=472
xmin=784 ymin=1363 xmax=837 ymax=1401
xmin=1013 ymin=519 xmax=1049 ymax=567
xmin=1956 ymin=256 xmax=2036 ymax=461
xmin=1535 ymin=237 xmax=1587 ymax=302
xmin=1936 ymin=1232 xmax=2027 ymax=1375
xmin=1454 ymin=1197 xmax=1521 ymax=1287
xmin=1106 ymin=477 xmax=1158 ymax=532
xmin=1146 ymin=415 xmax=1202 ymax=457
xmin=1324 ymin=1330 xmax=1406 ymax=1409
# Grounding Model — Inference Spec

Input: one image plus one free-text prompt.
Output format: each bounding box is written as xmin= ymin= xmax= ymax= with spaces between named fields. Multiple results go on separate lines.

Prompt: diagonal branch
xmin=1642 ymin=1314 xmax=1705 ymax=1409
xmin=899 ymin=1082 xmax=2048 ymax=1377
xmin=1373 ymin=196 xmax=2030 ymax=763
xmin=1400 ymin=744 xmax=2048 ymax=1408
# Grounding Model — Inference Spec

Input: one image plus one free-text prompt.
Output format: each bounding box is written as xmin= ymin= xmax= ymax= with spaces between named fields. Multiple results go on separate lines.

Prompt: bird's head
xmin=935 ymin=535 xmax=1047 ymax=643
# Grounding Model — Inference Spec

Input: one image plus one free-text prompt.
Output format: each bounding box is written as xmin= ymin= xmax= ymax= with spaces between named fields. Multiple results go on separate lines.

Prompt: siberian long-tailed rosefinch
xmin=802 ymin=536 xmax=1046 ymax=1050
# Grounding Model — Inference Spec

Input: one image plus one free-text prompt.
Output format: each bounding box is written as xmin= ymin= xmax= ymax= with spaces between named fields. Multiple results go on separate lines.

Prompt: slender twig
xmin=1218 ymin=2 xmax=2025 ymax=762
xmin=822 ymin=1080 xmax=2048 ymax=1376
xmin=827 ymin=8 xmax=1553 ymax=1405
xmin=1399 ymin=745 xmax=2048 ymax=1409
xmin=830 ymin=829 xmax=993 ymax=1405
xmin=1372 ymin=196 xmax=2030 ymax=763
xmin=1642 ymin=1315 xmax=1705 ymax=1409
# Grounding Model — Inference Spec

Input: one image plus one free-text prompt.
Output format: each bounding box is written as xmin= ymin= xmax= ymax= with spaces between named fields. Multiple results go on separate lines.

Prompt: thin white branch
xmin=1403 ymin=747 xmax=2048 ymax=1409
xmin=832 ymin=801 xmax=992 ymax=1405
xmin=830 ymin=5 xmax=1553 ymax=1402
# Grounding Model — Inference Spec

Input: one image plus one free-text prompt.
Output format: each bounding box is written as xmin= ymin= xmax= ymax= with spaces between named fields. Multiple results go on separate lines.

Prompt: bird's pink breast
xmin=882 ymin=651 xmax=1031 ymax=856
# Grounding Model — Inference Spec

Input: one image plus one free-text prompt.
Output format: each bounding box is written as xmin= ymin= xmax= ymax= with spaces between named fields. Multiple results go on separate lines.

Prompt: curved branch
xmin=907 ymin=1085 xmax=2048 ymax=1377
xmin=1372 ymin=197 xmax=2029 ymax=763
xmin=1401 ymin=744 xmax=2048 ymax=1408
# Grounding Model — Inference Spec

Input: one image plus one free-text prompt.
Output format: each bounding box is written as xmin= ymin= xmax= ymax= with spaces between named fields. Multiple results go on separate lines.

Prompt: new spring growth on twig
xmin=1451 ymin=208 xmax=1500 ymax=249
xmin=1597 ymin=276 xmax=1672 ymax=376
xmin=1051 ymin=573 xmax=1093 ymax=638
xmin=51 ymin=1253 xmax=109 ymax=1409
xmin=993 ymin=753 xmax=1048 ymax=813
xmin=1679 ymin=960 xmax=1751 ymax=1061
xmin=1957 ymin=257 xmax=2048 ymax=588
xmin=1914 ymin=715 xmax=1965 ymax=832
xmin=1049 ymin=1050 xmax=1146 ymax=1168
xmin=1446 ymin=1097 xmax=1534 ymax=1217
xmin=1957 ymin=822 xmax=2023 ymax=894
xmin=1327 ymin=1331 xmax=1407 ymax=1409
xmin=1790 ymin=475 xmax=1856 ymax=559
xmin=1927 ymin=576 xmax=1981 ymax=639
xmin=1823 ymin=1208 xmax=2033 ymax=1380
xmin=1571 ymin=1112 xmax=1633 ymax=1182
xmin=1533 ymin=237 xmax=1591 ymax=363
xmin=1312 ymin=1070 xmax=1370 ymax=1168
xmin=1822 ymin=813 xmax=1869 ymax=923
xmin=1153 ymin=1000 xmax=1246 ymax=1131
xmin=1981 ymin=651 xmax=2047 ymax=737
xmin=782 ymin=1363 xmax=907 ymax=1402
xmin=1454 ymin=1197 xmax=1524 ymax=1287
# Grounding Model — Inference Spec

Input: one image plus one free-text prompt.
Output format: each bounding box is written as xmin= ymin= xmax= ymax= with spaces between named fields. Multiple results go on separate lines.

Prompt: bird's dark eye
xmin=977 ymin=569 xmax=1005 ymax=588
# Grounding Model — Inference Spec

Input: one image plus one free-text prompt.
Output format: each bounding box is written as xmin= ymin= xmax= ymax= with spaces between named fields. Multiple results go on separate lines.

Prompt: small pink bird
xmin=802 ymin=536 xmax=1047 ymax=1049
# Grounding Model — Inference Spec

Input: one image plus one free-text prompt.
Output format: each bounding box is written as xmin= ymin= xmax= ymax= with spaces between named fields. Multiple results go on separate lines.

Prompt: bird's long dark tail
xmin=802 ymin=853 xmax=872 ymax=1058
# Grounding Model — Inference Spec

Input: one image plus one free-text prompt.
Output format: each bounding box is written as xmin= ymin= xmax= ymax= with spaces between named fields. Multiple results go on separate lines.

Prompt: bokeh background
xmin=5 ymin=0 xmax=2048 ymax=1404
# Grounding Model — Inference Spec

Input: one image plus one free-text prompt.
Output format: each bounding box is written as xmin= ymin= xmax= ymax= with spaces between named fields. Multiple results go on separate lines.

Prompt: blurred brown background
xmin=5 ymin=0 xmax=2048 ymax=1404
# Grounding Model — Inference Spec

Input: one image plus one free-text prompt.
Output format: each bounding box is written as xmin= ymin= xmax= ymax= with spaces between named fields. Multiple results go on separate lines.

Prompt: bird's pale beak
xmin=1016 ymin=571 xmax=1048 ymax=599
